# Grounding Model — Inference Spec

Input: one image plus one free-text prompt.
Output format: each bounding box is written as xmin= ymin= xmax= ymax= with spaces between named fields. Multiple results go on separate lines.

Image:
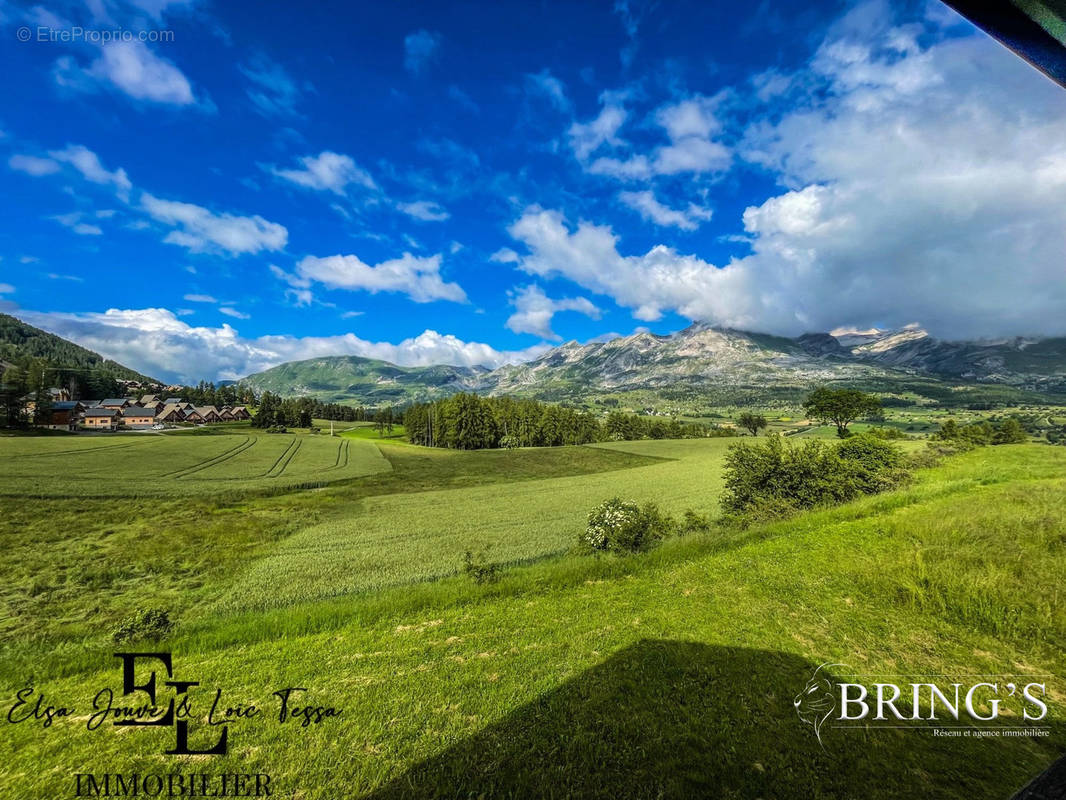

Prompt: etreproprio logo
xmin=795 ymin=662 xmax=1050 ymax=746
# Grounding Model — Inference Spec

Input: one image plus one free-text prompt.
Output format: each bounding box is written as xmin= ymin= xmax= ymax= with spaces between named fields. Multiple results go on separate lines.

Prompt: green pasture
xmin=0 ymin=429 xmax=391 ymax=497
xmin=216 ymin=438 xmax=735 ymax=612
xmin=0 ymin=444 xmax=1064 ymax=798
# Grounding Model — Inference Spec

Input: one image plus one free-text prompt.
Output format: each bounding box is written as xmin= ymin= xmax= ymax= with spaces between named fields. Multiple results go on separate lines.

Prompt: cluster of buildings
xmin=40 ymin=392 xmax=250 ymax=432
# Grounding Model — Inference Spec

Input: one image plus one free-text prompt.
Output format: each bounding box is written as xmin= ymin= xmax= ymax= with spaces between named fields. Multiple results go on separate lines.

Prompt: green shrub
xmin=866 ymin=426 xmax=908 ymax=440
xmin=111 ymin=608 xmax=174 ymax=644
xmin=462 ymin=549 xmax=501 ymax=584
xmin=583 ymin=497 xmax=674 ymax=553
xmin=720 ymin=433 xmax=909 ymax=524
xmin=680 ymin=509 xmax=711 ymax=534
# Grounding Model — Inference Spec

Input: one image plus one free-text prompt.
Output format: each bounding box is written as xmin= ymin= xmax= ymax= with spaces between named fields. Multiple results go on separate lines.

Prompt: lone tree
xmin=737 ymin=412 xmax=768 ymax=437
xmin=802 ymin=387 xmax=881 ymax=438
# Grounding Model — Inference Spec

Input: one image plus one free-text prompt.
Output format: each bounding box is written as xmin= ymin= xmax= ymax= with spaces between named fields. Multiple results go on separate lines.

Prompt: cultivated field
xmin=1 ymin=429 xmax=1065 ymax=799
xmin=0 ymin=429 xmax=391 ymax=497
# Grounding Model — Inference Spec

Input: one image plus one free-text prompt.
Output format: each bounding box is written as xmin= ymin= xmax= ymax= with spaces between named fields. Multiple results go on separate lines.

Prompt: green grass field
xmin=0 ymin=429 xmax=391 ymax=497
xmin=1 ymin=430 xmax=1065 ymax=799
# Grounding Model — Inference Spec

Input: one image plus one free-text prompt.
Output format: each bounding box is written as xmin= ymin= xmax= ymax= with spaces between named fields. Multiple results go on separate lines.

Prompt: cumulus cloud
xmin=404 ymin=30 xmax=441 ymax=75
xmin=570 ymin=93 xmax=730 ymax=179
xmin=55 ymin=40 xmax=197 ymax=106
xmin=397 ymin=200 xmax=449 ymax=222
xmin=296 ymin=252 xmax=467 ymax=303
xmin=272 ymin=151 xmax=376 ymax=195
xmin=507 ymin=207 xmax=747 ymax=323
xmin=512 ymin=2 xmax=1066 ymax=339
xmin=14 ymin=307 xmax=548 ymax=383
xmin=568 ymin=99 xmax=627 ymax=161
xmin=618 ymin=190 xmax=712 ymax=231
xmin=506 ymin=284 xmax=600 ymax=340
xmin=141 ymin=192 xmax=288 ymax=255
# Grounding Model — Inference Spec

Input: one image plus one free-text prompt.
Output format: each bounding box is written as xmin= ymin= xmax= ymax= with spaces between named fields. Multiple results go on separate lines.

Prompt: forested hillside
xmin=0 ymin=313 xmax=156 ymax=384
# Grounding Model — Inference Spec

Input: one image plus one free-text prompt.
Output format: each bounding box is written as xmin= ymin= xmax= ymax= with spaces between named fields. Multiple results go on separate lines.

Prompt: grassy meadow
xmin=1 ymin=422 xmax=1065 ymax=798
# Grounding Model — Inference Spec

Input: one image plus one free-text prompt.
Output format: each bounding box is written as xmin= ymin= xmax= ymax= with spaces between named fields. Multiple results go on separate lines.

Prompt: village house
xmin=157 ymin=403 xmax=187 ymax=423
xmin=122 ymin=406 xmax=157 ymax=429
xmin=195 ymin=406 xmax=222 ymax=423
xmin=139 ymin=394 xmax=159 ymax=406
xmin=99 ymin=398 xmax=132 ymax=410
xmin=183 ymin=408 xmax=205 ymax=424
xmin=82 ymin=407 xmax=120 ymax=431
xmin=231 ymin=406 xmax=251 ymax=420
xmin=43 ymin=400 xmax=83 ymax=430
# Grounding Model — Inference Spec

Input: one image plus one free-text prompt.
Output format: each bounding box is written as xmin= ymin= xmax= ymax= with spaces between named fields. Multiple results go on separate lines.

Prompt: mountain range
xmin=241 ymin=324 xmax=1066 ymax=407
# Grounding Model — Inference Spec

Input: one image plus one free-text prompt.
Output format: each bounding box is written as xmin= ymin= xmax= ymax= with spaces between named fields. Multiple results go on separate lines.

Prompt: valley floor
xmin=0 ymin=433 xmax=1064 ymax=798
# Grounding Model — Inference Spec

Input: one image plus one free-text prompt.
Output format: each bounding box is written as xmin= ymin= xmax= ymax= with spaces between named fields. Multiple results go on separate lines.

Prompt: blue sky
xmin=2 ymin=0 xmax=1065 ymax=383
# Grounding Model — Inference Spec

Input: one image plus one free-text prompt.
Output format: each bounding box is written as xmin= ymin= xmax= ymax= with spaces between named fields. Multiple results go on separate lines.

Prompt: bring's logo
xmin=794 ymin=662 xmax=1051 ymax=745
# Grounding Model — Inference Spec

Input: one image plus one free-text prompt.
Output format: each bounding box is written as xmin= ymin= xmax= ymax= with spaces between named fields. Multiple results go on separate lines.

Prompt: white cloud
xmin=183 ymin=293 xmax=217 ymax=303
xmin=397 ymin=200 xmax=449 ymax=222
xmin=240 ymin=55 xmax=303 ymax=116
xmin=508 ymin=3 xmax=1066 ymax=338
xmin=404 ymin=30 xmax=441 ymax=75
xmin=48 ymin=145 xmax=132 ymax=199
xmin=141 ymin=193 xmax=288 ymax=256
xmin=570 ymin=93 xmax=730 ymax=179
xmin=9 ymin=154 xmax=60 ymax=176
xmin=618 ymin=190 xmax=712 ymax=231
xmin=55 ymin=40 xmax=197 ymax=106
xmin=568 ymin=100 xmax=627 ymax=161
xmin=526 ymin=69 xmax=570 ymax=112
xmin=272 ymin=151 xmax=376 ymax=195
xmin=50 ymin=212 xmax=104 ymax=235
xmin=490 ymin=248 xmax=520 ymax=264
xmin=14 ymin=307 xmax=548 ymax=383
xmin=507 ymin=207 xmax=745 ymax=323
xmin=296 ymin=252 xmax=467 ymax=303
xmin=506 ymin=284 xmax=600 ymax=340
xmin=0 ymin=283 xmax=13 ymax=294
xmin=218 ymin=307 xmax=250 ymax=320
xmin=269 ymin=264 xmax=313 ymax=306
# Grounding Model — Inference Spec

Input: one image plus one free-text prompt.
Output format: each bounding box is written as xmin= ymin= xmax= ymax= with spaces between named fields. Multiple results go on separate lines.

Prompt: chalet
xmin=122 ymin=407 xmax=157 ymax=429
xmin=157 ymin=404 xmax=186 ymax=423
xmin=100 ymin=398 xmax=132 ymax=410
xmin=195 ymin=406 xmax=222 ymax=423
xmin=184 ymin=408 xmax=205 ymax=424
xmin=83 ymin=407 xmax=120 ymax=431
xmin=230 ymin=406 xmax=251 ymax=420
xmin=164 ymin=397 xmax=184 ymax=405
xmin=139 ymin=394 xmax=160 ymax=406
xmin=42 ymin=400 xmax=83 ymax=430
xmin=140 ymin=399 xmax=165 ymax=414
xmin=48 ymin=387 xmax=72 ymax=402
xmin=218 ymin=407 xmax=236 ymax=421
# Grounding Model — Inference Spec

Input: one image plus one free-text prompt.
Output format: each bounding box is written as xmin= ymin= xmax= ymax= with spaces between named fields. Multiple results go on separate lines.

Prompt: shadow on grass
xmin=366 ymin=640 xmax=1064 ymax=800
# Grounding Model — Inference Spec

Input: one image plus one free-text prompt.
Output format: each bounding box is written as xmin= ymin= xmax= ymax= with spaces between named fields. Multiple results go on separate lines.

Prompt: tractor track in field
xmin=164 ymin=436 xmax=255 ymax=479
xmin=261 ymin=437 xmax=299 ymax=478
xmin=267 ymin=438 xmax=303 ymax=478
xmin=323 ymin=439 xmax=350 ymax=472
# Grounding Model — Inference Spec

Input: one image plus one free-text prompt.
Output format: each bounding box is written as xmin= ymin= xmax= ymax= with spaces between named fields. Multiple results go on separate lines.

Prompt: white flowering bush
xmin=583 ymin=497 xmax=673 ymax=553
